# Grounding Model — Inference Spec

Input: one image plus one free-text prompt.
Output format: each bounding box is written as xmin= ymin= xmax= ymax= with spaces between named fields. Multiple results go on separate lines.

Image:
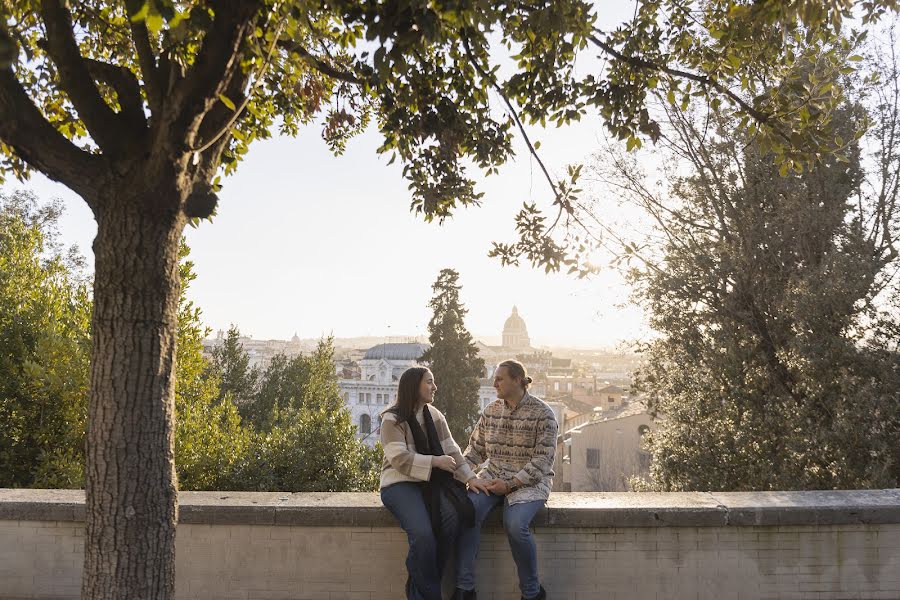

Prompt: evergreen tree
xmin=207 ymin=325 xmax=259 ymax=409
xmin=421 ymin=269 xmax=485 ymax=443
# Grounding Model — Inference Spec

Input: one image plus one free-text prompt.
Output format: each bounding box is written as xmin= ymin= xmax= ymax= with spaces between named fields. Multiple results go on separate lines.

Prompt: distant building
xmin=202 ymin=329 xmax=307 ymax=369
xmin=555 ymin=401 xmax=654 ymax=492
xmin=338 ymin=342 xmax=429 ymax=447
xmin=502 ymin=306 xmax=531 ymax=350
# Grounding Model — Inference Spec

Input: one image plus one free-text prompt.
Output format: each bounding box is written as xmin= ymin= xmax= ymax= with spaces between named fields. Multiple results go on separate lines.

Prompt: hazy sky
xmin=4 ymin=5 xmax=652 ymax=349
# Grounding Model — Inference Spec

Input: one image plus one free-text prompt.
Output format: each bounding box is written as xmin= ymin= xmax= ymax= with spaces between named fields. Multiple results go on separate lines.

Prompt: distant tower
xmin=291 ymin=332 xmax=300 ymax=344
xmin=502 ymin=306 xmax=531 ymax=350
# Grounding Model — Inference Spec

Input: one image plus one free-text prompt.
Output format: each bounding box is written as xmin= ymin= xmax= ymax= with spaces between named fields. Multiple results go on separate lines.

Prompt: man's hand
xmin=485 ymin=478 xmax=522 ymax=496
xmin=467 ymin=477 xmax=493 ymax=494
xmin=433 ymin=456 xmax=457 ymax=472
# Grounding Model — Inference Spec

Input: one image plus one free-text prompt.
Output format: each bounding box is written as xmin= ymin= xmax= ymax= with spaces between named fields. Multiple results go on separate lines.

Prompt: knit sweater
xmin=462 ymin=392 xmax=558 ymax=505
xmin=380 ymin=404 xmax=476 ymax=489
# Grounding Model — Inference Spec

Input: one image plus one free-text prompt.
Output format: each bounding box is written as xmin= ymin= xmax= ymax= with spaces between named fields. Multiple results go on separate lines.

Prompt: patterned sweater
xmin=380 ymin=405 xmax=476 ymax=489
xmin=463 ymin=392 xmax=559 ymax=505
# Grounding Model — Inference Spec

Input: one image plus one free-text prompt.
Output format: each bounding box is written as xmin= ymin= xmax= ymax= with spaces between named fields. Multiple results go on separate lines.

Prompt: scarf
xmin=404 ymin=405 xmax=475 ymax=539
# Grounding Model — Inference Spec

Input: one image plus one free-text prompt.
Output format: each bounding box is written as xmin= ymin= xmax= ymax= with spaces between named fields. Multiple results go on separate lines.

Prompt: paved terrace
xmin=1 ymin=489 xmax=899 ymax=599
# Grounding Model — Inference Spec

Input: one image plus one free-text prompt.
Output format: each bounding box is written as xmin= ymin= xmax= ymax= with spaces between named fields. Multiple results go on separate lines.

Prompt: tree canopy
xmin=598 ymin=90 xmax=900 ymax=490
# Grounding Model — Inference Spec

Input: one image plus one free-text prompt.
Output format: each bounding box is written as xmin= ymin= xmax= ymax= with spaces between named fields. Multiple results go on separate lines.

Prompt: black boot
xmin=451 ymin=588 xmax=477 ymax=600
xmin=522 ymin=585 xmax=546 ymax=600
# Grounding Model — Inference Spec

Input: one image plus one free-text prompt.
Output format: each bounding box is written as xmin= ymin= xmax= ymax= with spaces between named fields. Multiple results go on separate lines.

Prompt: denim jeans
xmin=381 ymin=482 xmax=460 ymax=600
xmin=455 ymin=491 xmax=545 ymax=598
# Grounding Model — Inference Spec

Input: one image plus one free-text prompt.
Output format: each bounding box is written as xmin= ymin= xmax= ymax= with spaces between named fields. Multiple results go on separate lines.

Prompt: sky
xmin=3 ymin=5 xmax=653 ymax=349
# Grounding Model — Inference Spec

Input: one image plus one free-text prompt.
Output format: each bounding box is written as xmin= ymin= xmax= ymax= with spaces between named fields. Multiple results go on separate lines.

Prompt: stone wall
xmin=1 ymin=489 xmax=899 ymax=599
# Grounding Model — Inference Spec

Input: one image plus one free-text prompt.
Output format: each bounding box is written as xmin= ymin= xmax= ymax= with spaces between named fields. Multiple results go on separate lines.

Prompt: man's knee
xmin=503 ymin=514 xmax=531 ymax=540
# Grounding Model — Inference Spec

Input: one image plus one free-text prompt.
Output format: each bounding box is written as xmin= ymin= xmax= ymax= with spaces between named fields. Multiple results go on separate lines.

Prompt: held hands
xmin=485 ymin=479 xmax=511 ymax=496
xmin=467 ymin=477 xmax=493 ymax=494
xmin=433 ymin=455 xmax=457 ymax=472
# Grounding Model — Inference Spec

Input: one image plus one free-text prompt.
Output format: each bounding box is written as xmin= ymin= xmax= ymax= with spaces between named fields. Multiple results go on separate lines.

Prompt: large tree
xmin=1 ymin=1 xmax=897 ymax=596
xmin=421 ymin=268 xmax=485 ymax=442
xmin=600 ymin=96 xmax=900 ymax=490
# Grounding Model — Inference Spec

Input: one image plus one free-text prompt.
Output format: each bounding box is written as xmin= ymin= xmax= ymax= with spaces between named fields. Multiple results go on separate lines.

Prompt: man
xmin=452 ymin=359 xmax=559 ymax=600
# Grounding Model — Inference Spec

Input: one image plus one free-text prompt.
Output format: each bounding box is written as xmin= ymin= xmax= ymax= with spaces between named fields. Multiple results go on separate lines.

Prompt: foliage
xmin=225 ymin=338 xmax=381 ymax=492
xmin=206 ymin=324 xmax=259 ymax=410
xmin=0 ymin=189 xmax=91 ymax=488
xmin=0 ymin=191 xmax=375 ymax=491
xmin=2 ymin=2 xmax=898 ymax=268
xmin=173 ymin=245 xmax=251 ymax=491
xmin=420 ymin=268 xmax=485 ymax=443
xmin=609 ymin=100 xmax=900 ymax=491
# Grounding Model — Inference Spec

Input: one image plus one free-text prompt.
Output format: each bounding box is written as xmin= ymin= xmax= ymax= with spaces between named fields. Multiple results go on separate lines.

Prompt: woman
xmin=380 ymin=367 xmax=476 ymax=600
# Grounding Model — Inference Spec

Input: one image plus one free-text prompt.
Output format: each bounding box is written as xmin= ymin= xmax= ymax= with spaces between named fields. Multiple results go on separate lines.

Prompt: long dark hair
xmin=386 ymin=366 xmax=430 ymax=423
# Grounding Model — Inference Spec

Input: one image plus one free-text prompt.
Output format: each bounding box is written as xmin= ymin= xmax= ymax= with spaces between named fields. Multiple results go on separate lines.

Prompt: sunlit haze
xmin=3 ymin=5 xmax=650 ymax=349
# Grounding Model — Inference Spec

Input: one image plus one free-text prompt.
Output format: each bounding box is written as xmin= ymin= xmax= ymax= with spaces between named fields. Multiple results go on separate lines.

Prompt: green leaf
xmin=145 ymin=12 xmax=164 ymax=33
xmin=218 ymin=94 xmax=236 ymax=112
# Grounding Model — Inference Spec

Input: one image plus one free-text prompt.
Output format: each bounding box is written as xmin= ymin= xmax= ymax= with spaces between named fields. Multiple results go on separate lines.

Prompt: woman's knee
xmin=407 ymin=524 xmax=438 ymax=549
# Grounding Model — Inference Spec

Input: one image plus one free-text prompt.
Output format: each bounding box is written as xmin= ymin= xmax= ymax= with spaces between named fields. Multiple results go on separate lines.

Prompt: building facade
xmin=338 ymin=342 xmax=429 ymax=447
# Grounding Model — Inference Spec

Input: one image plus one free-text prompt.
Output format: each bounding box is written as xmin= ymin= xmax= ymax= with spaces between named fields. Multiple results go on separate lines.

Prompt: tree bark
xmin=82 ymin=187 xmax=186 ymax=600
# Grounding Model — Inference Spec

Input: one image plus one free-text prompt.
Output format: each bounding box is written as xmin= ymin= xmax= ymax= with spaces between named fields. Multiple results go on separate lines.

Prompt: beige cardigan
xmin=379 ymin=404 xmax=476 ymax=489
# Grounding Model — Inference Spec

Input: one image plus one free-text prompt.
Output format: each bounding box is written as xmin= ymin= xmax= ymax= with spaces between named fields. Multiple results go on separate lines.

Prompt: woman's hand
xmin=467 ymin=477 xmax=493 ymax=494
xmin=433 ymin=455 xmax=457 ymax=472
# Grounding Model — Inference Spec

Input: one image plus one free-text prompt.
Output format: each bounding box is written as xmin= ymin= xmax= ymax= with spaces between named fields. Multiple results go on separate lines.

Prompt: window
xmin=608 ymin=396 xmax=615 ymax=403
xmin=343 ymin=392 xmax=350 ymax=404
xmin=366 ymin=393 xmax=372 ymax=404
xmin=376 ymin=393 xmax=382 ymax=404
xmin=360 ymin=414 xmax=371 ymax=435
xmin=357 ymin=392 xmax=364 ymax=404
xmin=586 ymin=448 xmax=600 ymax=469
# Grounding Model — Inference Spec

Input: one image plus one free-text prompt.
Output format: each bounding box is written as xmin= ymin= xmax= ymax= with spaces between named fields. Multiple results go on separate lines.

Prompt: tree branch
xmin=0 ymin=69 xmax=105 ymax=208
xmin=39 ymin=0 xmax=122 ymax=153
xmin=587 ymin=32 xmax=792 ymax=146
xmin=83 ymin=59 xmax=146 ymax=133
xmin=130 ymin=20 xmax=162 ymax=114
xmin=168 ymin=2 xmax=260 ymax=146
xmin=278 ymin=41 xmax=362 ymax=84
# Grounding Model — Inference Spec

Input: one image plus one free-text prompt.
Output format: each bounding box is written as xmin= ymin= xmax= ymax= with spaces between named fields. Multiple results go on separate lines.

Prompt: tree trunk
xmin=82 ymin=189 xmax=185 ymax=599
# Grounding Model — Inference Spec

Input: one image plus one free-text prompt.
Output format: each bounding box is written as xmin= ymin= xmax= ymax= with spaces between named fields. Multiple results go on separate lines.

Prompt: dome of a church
xmin=503 ymin=306 xmax=528 ymax=333
xmin=502 ymin=306 xmax=531 ymax=350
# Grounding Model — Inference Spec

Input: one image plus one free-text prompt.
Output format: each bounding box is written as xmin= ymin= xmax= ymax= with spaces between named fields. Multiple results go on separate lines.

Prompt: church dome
xmin=502 ymin=306 xmax=531 ymax=350
xmin=363 ymin=342 xmax=430 ymax=361
xmin=503 ymin=306 xmax=528 ymax=333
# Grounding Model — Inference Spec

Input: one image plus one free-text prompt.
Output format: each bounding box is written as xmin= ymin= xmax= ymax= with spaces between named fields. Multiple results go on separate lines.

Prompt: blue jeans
xmin=455 ymin=491 xmax=545 ymax=598
xmin=381 ymin=482 xmax=460 ymax=600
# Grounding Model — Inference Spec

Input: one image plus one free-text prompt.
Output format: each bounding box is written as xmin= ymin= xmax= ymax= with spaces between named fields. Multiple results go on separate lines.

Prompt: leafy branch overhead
xmin=1 ymin=0 xmax=896 ymax=250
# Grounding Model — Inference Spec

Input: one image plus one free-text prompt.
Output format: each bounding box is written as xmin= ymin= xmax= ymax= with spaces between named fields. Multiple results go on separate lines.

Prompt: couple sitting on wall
xmin=379 ymin=359 xmax=559 ymax=600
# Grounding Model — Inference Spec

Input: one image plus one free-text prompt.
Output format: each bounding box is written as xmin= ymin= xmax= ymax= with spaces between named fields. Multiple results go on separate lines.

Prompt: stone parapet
xmin=2 ymin=489 xmax=899 ymax=600
xmin=3 ymin=488 xmax=899 ymax=527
